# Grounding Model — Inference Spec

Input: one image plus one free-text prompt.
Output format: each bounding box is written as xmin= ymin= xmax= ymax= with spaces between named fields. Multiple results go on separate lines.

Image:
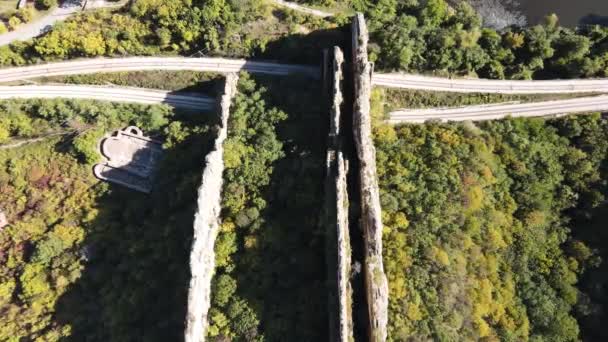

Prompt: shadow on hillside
xmin=254 ymin=26 xmax=349 ymax=65
xmin=52 ymin=111 xmax=218 ymax=341
xmin=222 ymin=74 xmax=330 ymax=341
xmin=570 ymin=199 xmax=608 ymax=341
xmin=52 ymin=26 xmax=350 ymax=340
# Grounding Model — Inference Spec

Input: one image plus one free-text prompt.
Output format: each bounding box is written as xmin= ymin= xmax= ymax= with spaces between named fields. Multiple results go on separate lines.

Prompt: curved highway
xmin=0 ymin=57 xmax=319 ymax=82
xmin=0 ymin=85 xmax=215 ymax=110
xmin=373 ymin=73 xmax=608 ymax=94
xmin=388 ymin=95 xmax=608 ymax=123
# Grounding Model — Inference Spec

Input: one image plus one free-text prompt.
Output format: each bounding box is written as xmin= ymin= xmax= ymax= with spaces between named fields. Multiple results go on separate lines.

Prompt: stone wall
xmin=351 ymin=13 xmax=389 ymax=342
xmin=184 ymin=74 xmax=238 ymax=342
xmin=324 ymin=46 xmax=354 ymax=342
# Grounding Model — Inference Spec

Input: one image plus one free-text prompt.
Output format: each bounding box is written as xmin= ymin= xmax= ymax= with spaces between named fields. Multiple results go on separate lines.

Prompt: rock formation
xmin=184 ymin=74 xmax=238 ymax=342
xmin=351 ymin=13 xmax=389 ymax=342
xmin=324 ymin=46 xmax=355 ymax=342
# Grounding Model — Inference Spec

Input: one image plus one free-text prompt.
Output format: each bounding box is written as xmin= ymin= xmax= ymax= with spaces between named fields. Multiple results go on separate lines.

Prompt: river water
xmin=518 ymin=0 xmax=608 ymax=27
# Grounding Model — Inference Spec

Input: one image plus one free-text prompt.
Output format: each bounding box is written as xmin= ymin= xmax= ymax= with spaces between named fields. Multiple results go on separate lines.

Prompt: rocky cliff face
xmin=335 ymin=150 xmax=353 ymax=342
xmin=351 ymin=13 xmax=389 ymax=342
xmin=184 ymin=74 xmax=238 ymax=342
xmin=325 ymin=46 xmax=355 ymax=342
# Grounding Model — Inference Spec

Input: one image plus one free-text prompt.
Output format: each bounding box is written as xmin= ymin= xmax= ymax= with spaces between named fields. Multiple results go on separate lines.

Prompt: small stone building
xmin=94 ymin=126 xmax=163 ymax=193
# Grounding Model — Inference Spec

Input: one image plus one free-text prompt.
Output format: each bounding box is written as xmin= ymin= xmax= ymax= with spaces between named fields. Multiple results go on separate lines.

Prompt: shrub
xmin=16 ymin=7 xmax=34 ymax=23
xmin=72 ymin=128 xmax=104 ymax=164
xmin=8 ymin=16 xmax=21 ymax=31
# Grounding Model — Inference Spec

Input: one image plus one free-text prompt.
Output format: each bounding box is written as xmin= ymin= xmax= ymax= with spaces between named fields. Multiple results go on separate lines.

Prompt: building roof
xmin=93 ymin=126 xmax=163 ymax=193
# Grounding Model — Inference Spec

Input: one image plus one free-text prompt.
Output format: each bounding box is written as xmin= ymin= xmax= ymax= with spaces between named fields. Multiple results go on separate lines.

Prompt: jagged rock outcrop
xmin=351 ymin=13 xmax=389 ymax=342
xmin=335 ymin=151 xmax=353 ymax=342
xmin=184 ymin=74 xmax=238 ymax=342
xmin=324 ymin=47 xmax=354 ymax=342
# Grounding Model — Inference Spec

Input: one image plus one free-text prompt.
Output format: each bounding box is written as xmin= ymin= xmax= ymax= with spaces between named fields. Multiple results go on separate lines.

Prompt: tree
xmin=452 ymin=1 xmax=482 ymax=29
xmin=421 ymin=0 xmax=448 ymax=27
xmin=16 ymin=7 xmax=34 ymax=23
xmin=8 ymin=16 xmax=21 ymax=31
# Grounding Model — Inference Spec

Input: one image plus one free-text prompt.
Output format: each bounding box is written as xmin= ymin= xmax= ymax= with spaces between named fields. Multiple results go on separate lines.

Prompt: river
xmin=518 ymin=0 xmax=608 ymax=27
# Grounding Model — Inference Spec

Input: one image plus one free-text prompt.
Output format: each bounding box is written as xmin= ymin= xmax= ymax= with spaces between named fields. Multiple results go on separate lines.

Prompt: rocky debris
xmin=184 ymin=73 xmax=238 ymax=342
xmin=351 ymin=13 xmax=389 ymax=342
xmin=94 ymin=126 xmax=163 ymax=193
xmin=0 ymin=210 xmax=8 ymax=229
xmin=324 ymin=46 xmax=355 ymax=342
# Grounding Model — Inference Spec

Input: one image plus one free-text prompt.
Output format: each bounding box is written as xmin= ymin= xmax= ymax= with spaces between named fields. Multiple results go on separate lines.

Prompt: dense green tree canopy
xmin=354 ymin=0 xmax=608 ymax=79
xmin=0 ymin=98 xmax=215 ymax=341
xmin=374 ymin=114 xmax=608 ymax=341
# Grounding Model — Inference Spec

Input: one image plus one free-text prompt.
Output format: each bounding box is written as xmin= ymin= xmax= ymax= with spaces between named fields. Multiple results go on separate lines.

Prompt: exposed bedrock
xmin=184 ymin=74 xmax=238 ymax=342
xmin=351 ymin=13 xmax=389 ymax=342
xmin=324 ymin=46 xmax=355 ymax=342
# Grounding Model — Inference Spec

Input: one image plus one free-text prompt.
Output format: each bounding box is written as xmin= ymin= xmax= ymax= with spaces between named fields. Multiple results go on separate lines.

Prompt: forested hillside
xmin=353 ymin=0 xmax=608 ymax=79
xmin=374 ymin=115 xmax=608 ymax=341
xmin=209 ymin=74 xmax=329 ymax=340
xmin=0 ymin=99 xmax=217 ymax=340
xmin=0 ymin=0 xmax=338 ymax=67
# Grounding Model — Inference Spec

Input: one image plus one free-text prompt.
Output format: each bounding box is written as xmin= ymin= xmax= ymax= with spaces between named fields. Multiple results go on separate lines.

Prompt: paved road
xmin=0 ymin=57 xmax=320 ymax=81
xmin=0 ymin=0 xmax=123 ymax=47
xmin=271 ymin=0 xmax=333 ymax=17
xmin=0 ymin=84 xmax=215 ymax=110
xmin=389 ymin=96 xmax=608 ymax=123
xmin=3 ymin=57 xmax=608 ymax=95
xmin=373 ymin=73 xmax=608 ymax=94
